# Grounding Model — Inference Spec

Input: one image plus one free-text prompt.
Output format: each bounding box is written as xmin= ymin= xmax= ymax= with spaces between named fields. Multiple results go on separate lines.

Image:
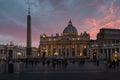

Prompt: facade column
xmin=95 ymin=46 xmax=98 ymax=60
xmin=65 ymin=46 xmax=67 ymax=56
xmin=51 ymin=45 xmax=53 ymax=56
xmin=75 ymin=45 xmax=77 ymax=56
xmin=80 ymin=44 xmax=82 ymax=55
xmin=40 ymin=46 xmax=42 ymax=57
xmin=68 ymin=46 xmax=70 ymax=56
xmin=103 ymin=49 xmax=105 ymax=60
xmin=110 ymin=48 xmax=112 ymax=61
xmin=58 ymin=45 xmax=61 ymax=56
xmin=61 ymin=47 xmax=62 ymax=56
xmin=58 ymin=45 xmax=60 ymax=56
xmin=77 ymin=45 xmax=79 ymax=56
xmin=88 ymin=46 xmax=90 ymax=58
xmin=90 ymin=48 xmax=93 ymax=60
xmin=57 ymin=45 xmax=59 ymax=55
xmin=56 ymin=44 xmax=58 ymax=55
xmin=60 ymin=45 xmax=62 ymax=56
xmin=46 ymin=45 xmax=48 ymax=56
xmin=106 ymin=48 xmax=108 ymax=61
xmin=69 ymin=45 xmax=71 ymax=56
xmin=13 ymin=49 xmax=15 ymax=59
xmin=119 ymin=48 xmax=120 ymax=60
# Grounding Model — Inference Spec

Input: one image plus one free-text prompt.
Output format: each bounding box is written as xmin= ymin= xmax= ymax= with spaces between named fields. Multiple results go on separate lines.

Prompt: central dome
xmin=63 ymin=20 xmax=78 ymax=36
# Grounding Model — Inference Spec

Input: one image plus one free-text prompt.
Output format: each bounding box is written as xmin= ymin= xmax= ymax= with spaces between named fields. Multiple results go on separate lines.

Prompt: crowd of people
xmin=24 ymin=57 xmax=86 ymax=69
xmin=108 ymin=60 xmax=119 ymax=69
xmin=0 ymin=57 xmax=119 ymax=70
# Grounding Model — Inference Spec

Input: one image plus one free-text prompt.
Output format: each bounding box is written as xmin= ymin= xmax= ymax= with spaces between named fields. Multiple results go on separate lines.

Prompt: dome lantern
xmin=68 ymin=19 xmax=72 ymax=26
xmin=63 ymin=20 xmax=78 ymax=36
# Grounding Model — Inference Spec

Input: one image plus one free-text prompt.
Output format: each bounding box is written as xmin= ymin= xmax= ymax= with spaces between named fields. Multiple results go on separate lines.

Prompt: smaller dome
xmin=63 ymin=20 xmax=78 ymax=36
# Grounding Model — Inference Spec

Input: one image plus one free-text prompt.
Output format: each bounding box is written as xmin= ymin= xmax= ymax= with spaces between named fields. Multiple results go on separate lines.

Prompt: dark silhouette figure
xmin=96 ymin=60 xmax=99 ymax=66
xmin=35 ymin=59 xmax=38 ymax=67
xmin=113 ymin=61 xmax=116 ymax=69
xmin=25 ymin=58 xmax=28 ymax=68
xmin=31 ymin=60 xmax=34 ymax=67
xmin=46 ymin=60 xmax=50 ymax=68
xmin=52 ymin=59 xmax=56 ymax=69
xmin=42 ymin=60 xmax=45 ymax=67
xmin=117 ymin=61 xmax=119 ymax=68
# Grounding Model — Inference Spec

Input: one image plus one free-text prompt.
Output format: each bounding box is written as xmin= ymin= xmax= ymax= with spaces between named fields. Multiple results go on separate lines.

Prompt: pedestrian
xmin=46 ymin=59 xmax=50 ymax=68
xmin=35 ymin=59 xmax=38 ymax=67
xmin=52 ymin=59 xmax=55 ymax=69
xmin=96 ymin=60 xmax=99 ymax=66
xmin=117 ymin=60 xmax=119 ymax=68
xmin=113 ymin=61 xmax=116 ymax=69
xmin=42 ymin=60 xmax=45 ymax=67
xmin=31 ymin=60 xmax=34 ymax=67
xmin=25 ymin=58 xmax=28 ymax=68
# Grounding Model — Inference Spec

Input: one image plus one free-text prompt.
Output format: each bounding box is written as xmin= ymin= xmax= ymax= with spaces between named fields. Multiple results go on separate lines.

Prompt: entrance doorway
xmin=42 ymin=52 xmax=46 ymax=57
xmin=8 ymin=50 xmax=13 ymax=59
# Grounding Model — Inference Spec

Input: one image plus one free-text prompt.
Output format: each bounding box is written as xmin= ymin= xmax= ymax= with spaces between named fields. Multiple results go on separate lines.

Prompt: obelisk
xmin=26 ymin=7 xmax=32 ymax=58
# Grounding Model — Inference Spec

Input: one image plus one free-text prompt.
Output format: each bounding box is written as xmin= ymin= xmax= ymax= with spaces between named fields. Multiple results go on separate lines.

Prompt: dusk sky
xmin=0 ymin=0 xmax=120 ymax=47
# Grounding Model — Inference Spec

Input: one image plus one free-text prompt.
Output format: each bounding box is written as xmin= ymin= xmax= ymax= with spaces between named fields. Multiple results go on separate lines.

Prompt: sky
xmin=0 ymin=0 xmax=120 ymax=47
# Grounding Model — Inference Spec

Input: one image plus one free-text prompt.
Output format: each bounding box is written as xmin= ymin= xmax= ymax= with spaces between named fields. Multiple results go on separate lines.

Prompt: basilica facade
xmin=39 ymin=20 xmax=90 ymax=58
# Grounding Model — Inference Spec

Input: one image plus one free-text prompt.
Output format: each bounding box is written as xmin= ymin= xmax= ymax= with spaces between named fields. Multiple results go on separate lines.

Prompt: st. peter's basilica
xmin=40 ymin=20 xmax=90 ymax=58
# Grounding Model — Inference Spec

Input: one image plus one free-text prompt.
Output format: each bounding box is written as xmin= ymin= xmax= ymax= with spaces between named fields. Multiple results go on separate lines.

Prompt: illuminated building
xmin=0 ymin=42 xmax=26 ymax=60
xmin=90 ymin=28 xmax=120 ymax=61
xmin=39 ymin=20 xmax=90 ymax=58
xmin=0 ymin=42 xmax=38 ymax=60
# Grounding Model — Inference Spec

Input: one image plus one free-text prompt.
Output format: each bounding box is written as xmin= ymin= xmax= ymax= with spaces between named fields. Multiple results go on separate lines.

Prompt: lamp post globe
xmin=17 ymin=51 xmax=22 ymax=60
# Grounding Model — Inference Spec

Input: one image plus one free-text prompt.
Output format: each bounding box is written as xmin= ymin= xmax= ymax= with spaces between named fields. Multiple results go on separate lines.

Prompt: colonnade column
xmin=69 ymin=45 xmax=71 ymax=56
xmin=110 ymin=48 xmax=112 ymax=61
xmin=68 ymin=46 xmax=70 ymax=56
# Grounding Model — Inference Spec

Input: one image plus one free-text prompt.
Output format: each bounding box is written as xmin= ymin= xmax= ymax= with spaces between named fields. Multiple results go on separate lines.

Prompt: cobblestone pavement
xmin=23 ymin=61 xmax=120 ymax=73
xmin=0 ymin=61 xmax=120 ymax=80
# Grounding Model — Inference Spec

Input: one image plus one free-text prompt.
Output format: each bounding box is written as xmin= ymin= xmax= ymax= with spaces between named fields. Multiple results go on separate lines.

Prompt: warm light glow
xmin=43 ymin=47 xmax=45 ymax=50
xmin=83 ymin=45 xmax=86 ymax=48
xmin=114 ymin=54 xmax=117 ymax=57
xmin=43 ymin=35 xmax=46 ymax=38
xmin=54 ymin=51 xmax=58 ymax=56
xmin=72 ymin=38 xmax=75 ymax=40
xmin=53 ymin=38 xmax=56 ymax=41
xmin=113 ymin=51 xmax=119 ymax=62
xmin=93 ymin=49 xmax=97 ymax=53
xmin=80 ymin=53 xmax=83 ymax=57
xmin=45 ymin=50 xmax=47 ymax=52
xmin=38 ymin=53 xmax=40 ymax=56
xmin=72 ymin=45 xmax=75 ymax=48
xmin=49 ymin=38 xmax=51 ymax=41
xmin=17 ymin=51 xmax=22 ymax=56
